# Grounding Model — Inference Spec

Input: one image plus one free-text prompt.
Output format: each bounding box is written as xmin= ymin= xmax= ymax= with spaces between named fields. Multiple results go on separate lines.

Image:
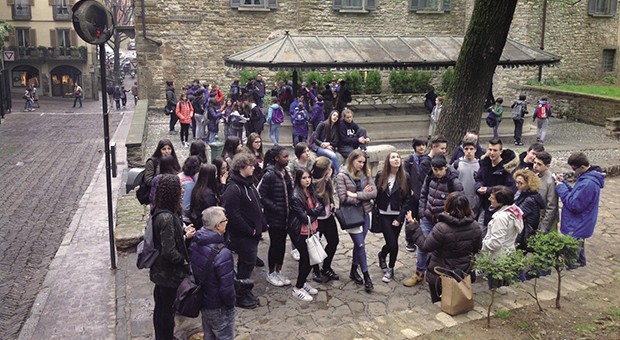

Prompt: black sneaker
xmin=313 ymin=273 xmax=328 ymax=283
xmin=405 ymin=242 xmax=417 ymax=252
xmin=321 ymin=268 xmax=340 ymax=281
xmin=255 ymin=257 xmax=265 ymax=267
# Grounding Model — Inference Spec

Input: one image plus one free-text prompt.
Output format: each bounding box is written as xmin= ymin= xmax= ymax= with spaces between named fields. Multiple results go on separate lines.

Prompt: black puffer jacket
xmin=222 ymin=172 xmax=266 ymax=240
xmin=419 ymin=167 xmax=464 ymax=222
xmin=149 ymin=209 xmax=191 ymax=288
xmin=514 ymin=189 xmax=545 ymax=249
xmin=259 ymin=166 xmax=293 ymax=230
xmin=410 ymin=213 xmax=482 ymax=286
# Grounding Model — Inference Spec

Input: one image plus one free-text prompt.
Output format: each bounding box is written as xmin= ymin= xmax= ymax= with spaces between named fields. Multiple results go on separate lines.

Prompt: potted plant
xmin=48 ymin=46 xmax=56 ymax=57
xmin=70 ymin=46 xmax=79 ymax=57
xmin=78 ymin=46 xmax=87 ymax=60
xmin=37 ymin=46 xmax=48 ymax=58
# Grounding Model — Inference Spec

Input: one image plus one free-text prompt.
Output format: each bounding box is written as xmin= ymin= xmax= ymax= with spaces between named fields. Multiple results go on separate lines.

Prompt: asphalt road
xmin=0 ymin=97 xmax=122 ymax=338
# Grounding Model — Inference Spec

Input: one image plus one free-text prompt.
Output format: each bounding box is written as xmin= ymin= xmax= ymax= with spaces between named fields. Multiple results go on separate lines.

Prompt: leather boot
xmin=235 ymin=279 xmax=257 ymax=309
xmin=349 ymin=264 xmax=363 ymax=285
xmin=363 ymin=271 xmax=374 ymax=293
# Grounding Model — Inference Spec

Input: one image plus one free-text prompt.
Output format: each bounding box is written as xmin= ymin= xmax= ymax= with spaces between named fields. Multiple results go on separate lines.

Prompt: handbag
xmin=305 ymin=217 xmax=328 ymax=266
xmin=174 ymin=244 xmax=223 ymax=318
xmin=434 ymin=267 xmax=474 ymax=316
xmin=164 ymin=104 xmax=173 ymax=116
xmin=335 ymin=204 xmax=365 ymax=230
xmin=369 ymin=205 xmax=382 ymax=233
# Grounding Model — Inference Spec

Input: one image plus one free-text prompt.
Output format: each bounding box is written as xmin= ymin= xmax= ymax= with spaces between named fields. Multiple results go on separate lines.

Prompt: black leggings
xmin=180 ymin=123 xmax=190 ymax=143
xmin=292 ymin=234 xmax=311 ymax=289
xmin=317 ymin=216 xmax=339 ymax=271
xmin=268 ymin=228 xmax=287 ymax=271
xmin=153 ymin=285 xmax=177 ymax=340
xmin=379 ymin=214 xmax=403 ymax=268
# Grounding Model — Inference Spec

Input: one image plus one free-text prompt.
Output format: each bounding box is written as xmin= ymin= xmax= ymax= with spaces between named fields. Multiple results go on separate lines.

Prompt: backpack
xmin=485 ymin=111 xmax=497 ymax=128
xmin=136 ymin=159 xmax=156 ymax=205
xmin=271 ymin=107 xmax=284 ymax=124
xmin=511 ymin=101 xmax=525 ymax=119
xmin=536 ymin=104 xmax=549 ymax=119
xmin=292 ymin=108 xmax=307 ymax=126
xmin=136 ymin=209 xmax=171 ymax=269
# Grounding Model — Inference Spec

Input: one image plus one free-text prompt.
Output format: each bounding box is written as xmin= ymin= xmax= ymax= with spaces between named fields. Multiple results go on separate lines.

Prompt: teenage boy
xmin=419 ymin=135 xmax=448 ymax=181
xmin=453 ymin=137 xmax=481 ymax=217
xmin=450 ymin=129 xmax=486 ymax=164
xmin=403 ymin=156 xmax=463 ymax=287
xmin=555 ymin=152 xmax=604 ymax=268
xmin=404 ymin=137 xmax=428 ymax=252
xmin=533 ymin=151 xmax=558 ymax=233
xmin=510 ymin=142 xmax=545 ymax=173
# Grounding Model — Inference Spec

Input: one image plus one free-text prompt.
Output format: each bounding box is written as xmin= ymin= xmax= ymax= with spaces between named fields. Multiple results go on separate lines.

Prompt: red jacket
xmin=176 ymin=100 xmax=194 ymax=124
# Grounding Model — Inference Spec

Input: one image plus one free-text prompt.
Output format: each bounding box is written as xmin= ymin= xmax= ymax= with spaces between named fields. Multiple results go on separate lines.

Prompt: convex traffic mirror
xmin=72 ymin=0 xmax=114 ymax=45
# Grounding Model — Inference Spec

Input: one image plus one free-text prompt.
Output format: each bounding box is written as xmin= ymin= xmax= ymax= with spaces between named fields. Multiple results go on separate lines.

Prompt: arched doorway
xmin=11 ymin=65 xmax=40 ymax=89
xmin=50 ymin=65 xmax=82 ymax=97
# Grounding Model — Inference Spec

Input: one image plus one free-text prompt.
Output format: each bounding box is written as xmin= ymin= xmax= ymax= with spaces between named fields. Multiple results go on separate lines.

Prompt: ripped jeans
xmin=347 ymin=213 xmax=370 ymax=272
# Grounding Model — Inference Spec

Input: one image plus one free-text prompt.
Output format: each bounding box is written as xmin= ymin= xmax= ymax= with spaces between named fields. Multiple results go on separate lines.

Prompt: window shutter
xmin=8 ymin=31 xmax=16 ymax=47
xmin=443 ymin=0 xmax=450 ymax=12
xmin=588 ymin=0 xmax=596 ymax=15
xmin=611 ymin=0 xmax=618 ymax=15
xmin=366 ymin=0 xmax=376 ymax=10
xmin=231 ymin=0 xmax=240 ymax=9
xmin=409 ymin=0 xmax=418 ymax=11
xmin=7 ymin=0 xmax=15 ymax=5
xmin=49 ymin=0 xmax=54 ymax=5
xmin=50 ymin=29 xmax=57 ymax=47
xmin=333 ymin=0 xmax=342 ymax=10
xmin=71 ymin=30 xmax=77 ymax=47
xmin=28 ymin=0 xmax=34 ymax=5
xmin=30 ymin=29 xmax=37 ymax=46
xmin=268 ymin=0 xmax=277 ymax=9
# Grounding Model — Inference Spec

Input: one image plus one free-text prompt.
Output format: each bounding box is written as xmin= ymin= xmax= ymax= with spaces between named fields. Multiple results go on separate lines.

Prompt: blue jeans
xmin=416 ymin=218 xmax=433 ymax=273
xmin=493 ymin=120 xmax=501 ymax=139
xmin=348 ymin=214 xmax=370 ymax=272
xmin=269 ymin=123 xmax=280 ymax=145
xmin=316 ymin=147 xmax=340 ymax=174
xmin=201 ymin=307 xmax=236 ymax=340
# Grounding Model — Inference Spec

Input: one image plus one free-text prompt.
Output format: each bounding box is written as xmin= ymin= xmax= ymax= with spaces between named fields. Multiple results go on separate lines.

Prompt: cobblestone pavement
xmin=116 ymin=111 xmax=620 ymax=339
xmin=0 ymin=95 xmax=123 ymax=338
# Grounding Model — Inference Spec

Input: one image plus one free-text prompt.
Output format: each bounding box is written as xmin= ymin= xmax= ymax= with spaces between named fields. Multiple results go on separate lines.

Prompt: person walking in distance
xmin=72 ymin=82 xmax=83 ymax=108
xmin=532 ymin=97 xmax=552 ymax=143
xmin=166 ymin=81 xmax=178 ymax=135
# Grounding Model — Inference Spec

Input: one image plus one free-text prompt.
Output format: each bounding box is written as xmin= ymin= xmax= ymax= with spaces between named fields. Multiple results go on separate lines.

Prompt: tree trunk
xmin=487 ymin=289 xmax=495 ymax=328
xmin=555 ymin=268 xmax=562 ymax=309
xmin=436 ymin=0 xmax=518 ymax=153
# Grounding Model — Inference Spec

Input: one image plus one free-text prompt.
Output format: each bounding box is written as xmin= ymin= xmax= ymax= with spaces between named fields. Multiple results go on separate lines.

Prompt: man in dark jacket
xmin=190 ymin=206 xmax=236 ymax=339
xmin=403 ymin=136 xmax=428 ymax=252
xmin=254 ymin=73 xmax=266 ymax=109
xmin=222 ymin=152 xmax=266 ymax=309
xmin=165 ymin=81 xmax=178 ymax=134
xmin=474 ymin=138 xmax=517 ymax=235
xmin=510 ymin=142 xmax=544 ymax=174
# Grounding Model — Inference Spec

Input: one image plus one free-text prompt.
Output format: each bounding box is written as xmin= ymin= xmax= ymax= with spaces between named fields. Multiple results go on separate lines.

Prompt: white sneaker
xmin=382 ymin=268 xmax=394 ymax=283
xmin=291 ymin=249 xmax=300 ymax=261
xmin=292 ymin=287 xmax=313 ymax=301
xmin=303 ymin=282 xmax=318 ymax=295
xmin=276 ymin=271 xmax=291 ymax=286
xmin=266 ymin=272 xmax=284 ymax=287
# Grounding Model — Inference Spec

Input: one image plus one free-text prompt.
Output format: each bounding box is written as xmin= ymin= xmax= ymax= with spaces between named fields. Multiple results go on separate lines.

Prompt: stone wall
xmin=523 ymin=85 xmax=620 ymax=126
xmin=135 ymin=0 xmax=619 ymax=107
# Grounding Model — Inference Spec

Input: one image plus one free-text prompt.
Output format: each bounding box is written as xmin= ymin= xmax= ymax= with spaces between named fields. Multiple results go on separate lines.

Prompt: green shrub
xmin=604 ymin=75 xmax=618 ymax=84
xmin=240 ymin=69 xmax=260 ymax=87
xmin=441 ymin=68 xmax=454 ymax=93
xmin=324 ymin=70 xmax=336 ymax=84
xmin=364 ymin=70 xmax=382 ymax=94
xmin=389 ymin=70 xmax=432 ymax=93
xmin=344 ymin=70 xmax=363 ymax=95
xmin=542 ymin=78 xmax=561 ymax=86
xmin=304 ymin=71 xmax=324 ymax=89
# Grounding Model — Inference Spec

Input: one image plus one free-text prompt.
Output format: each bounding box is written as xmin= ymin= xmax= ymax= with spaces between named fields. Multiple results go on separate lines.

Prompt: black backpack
xmin=136 ymin=158 xmax=157 ymax=205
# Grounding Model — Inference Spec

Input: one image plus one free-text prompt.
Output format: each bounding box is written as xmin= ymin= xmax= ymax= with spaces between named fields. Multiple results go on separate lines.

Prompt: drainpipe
xmin=140 ymin=0 xmax=162 ymax=46
xmin=537 ymin=0 xmax=547 ymax=82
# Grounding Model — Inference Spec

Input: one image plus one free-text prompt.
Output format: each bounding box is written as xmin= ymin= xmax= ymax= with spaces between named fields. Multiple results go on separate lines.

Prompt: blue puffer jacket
xmin=419 ymin=167 xmax=464 ymax=222
xmin=189 ymin=228 xmax=236 ymax=310
xmin=557 ymin=166 xmax=605 ymax=239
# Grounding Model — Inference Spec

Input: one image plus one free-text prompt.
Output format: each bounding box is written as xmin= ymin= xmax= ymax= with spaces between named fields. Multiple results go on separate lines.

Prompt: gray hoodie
xmin=454 ymin=157 xmax=481 ymax=215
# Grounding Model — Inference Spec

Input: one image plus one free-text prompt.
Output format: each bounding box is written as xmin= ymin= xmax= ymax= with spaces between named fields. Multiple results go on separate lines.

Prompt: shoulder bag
xmin=174 ymin=244 xmax=224 ymax=318
xmin=335 ymin=204 xmax=365 ymax=230
xmin=305 ymin=217 xmax=328 ymax=266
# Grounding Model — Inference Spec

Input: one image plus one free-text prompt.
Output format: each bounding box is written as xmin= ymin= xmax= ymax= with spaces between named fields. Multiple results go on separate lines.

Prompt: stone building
xmin=134 ymin=0 xmax=619 ymax=107
xmin=2 ymin=0 xmax=99 ymax=99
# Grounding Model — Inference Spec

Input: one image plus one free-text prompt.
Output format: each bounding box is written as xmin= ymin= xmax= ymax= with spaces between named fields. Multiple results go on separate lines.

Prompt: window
xmin=11 ymin=0 xmax=32 ymax=20
xmin=231 ymin=0 xmax=277 ymax=11
xmin=410 ymin=0 xmax=451 ymax=13
xmin=588 ymin=0 xmax=618 ymax=16
xmin=333 ymin=0 xmax=377 ymax=12
xmin=16 ymin=28 xmax=31 ymax=48
xmin=602 ymin=49 xmax=616 ymax=73
xmin=58 ymin=29 xmax=71 ymax=48
xmin=53 ymin=0 xmax=71 ymax=21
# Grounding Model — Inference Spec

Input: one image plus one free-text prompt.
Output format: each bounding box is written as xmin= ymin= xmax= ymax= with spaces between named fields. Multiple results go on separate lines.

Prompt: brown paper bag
xmin=434 ymin=267 xmax=474 ymax=316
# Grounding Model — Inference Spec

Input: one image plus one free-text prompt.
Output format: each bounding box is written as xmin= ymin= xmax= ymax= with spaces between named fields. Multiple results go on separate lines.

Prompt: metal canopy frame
xmin=224 ymin=33 xmax=561 ymax=70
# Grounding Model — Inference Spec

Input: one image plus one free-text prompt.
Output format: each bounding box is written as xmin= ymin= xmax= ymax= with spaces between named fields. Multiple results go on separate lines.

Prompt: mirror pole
xmin=99 ymin=42 xmax=117 ymax=269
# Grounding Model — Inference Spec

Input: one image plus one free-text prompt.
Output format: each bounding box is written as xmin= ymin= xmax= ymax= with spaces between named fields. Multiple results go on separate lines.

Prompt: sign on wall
xmin=3 ymin=51 xmax=15 ymax=62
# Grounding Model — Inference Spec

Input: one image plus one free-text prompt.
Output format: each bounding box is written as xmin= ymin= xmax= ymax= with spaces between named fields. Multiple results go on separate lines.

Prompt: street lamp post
xmin=72 ymin=0 xmax=117 ymax=269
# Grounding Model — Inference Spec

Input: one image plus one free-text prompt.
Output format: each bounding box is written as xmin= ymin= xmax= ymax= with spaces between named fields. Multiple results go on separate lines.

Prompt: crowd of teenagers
xmin=144 ymin=78 xmax=603 ymax=339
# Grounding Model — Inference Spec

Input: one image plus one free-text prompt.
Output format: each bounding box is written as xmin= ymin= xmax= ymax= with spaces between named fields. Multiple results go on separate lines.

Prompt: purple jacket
xmin=291 ymin=107 xmax=309 ymax=137
xmin=310 ymin=102 xmax=324 ymax=129
xmin=189 ymin=228 xmax=236 ymax=310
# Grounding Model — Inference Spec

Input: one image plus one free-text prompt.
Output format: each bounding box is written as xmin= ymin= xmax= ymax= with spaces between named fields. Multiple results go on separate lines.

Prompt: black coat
xmin=288 ymin=187 xmax=324 ymax=241
xmin=149 ymin=209 xmax=191 ymax=288
xmin=474 ymin=149 xmax=517 ymax=210
xmin=514 ymin=189 xmax=545 ymax=249
xmin=410 ymin=214 xmax=482 ymax=286
xmin=374 ymin=171 xmax=411 ymax=222
xmin=259 ymin=166 xmax=294 ymax=230
xmin=419 ymin=167 xmax=464 ymax=222
xmin=312 ymin=120 xmax=339 ymax=151
xmin=222 ymin=172 xmax=266 ymax=241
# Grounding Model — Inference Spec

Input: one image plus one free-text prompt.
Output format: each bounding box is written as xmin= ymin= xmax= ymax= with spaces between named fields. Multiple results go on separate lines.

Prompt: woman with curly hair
xmin=150 ymin=174 xmax=195 ymax=339
xmin=513 ymin=169 xmax=545 ymax=250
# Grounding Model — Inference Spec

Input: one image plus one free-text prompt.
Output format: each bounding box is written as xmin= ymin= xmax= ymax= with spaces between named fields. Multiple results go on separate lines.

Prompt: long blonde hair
xmin=346 ymin=149 xmax=369 ymax=180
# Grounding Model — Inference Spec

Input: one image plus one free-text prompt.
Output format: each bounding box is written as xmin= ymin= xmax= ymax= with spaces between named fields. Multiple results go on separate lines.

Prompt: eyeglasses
xmin=219 ymin=218 xmax=228 ymax=224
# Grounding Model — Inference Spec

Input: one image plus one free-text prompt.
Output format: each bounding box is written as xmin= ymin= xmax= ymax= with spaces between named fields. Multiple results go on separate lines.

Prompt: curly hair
xmin=154 ymin=174 xmax=182 ymax=215
xmin=513 ymin=169 xmax=541 ymax=192
xmin=231 ymin=152 xmax=256 ymax=172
